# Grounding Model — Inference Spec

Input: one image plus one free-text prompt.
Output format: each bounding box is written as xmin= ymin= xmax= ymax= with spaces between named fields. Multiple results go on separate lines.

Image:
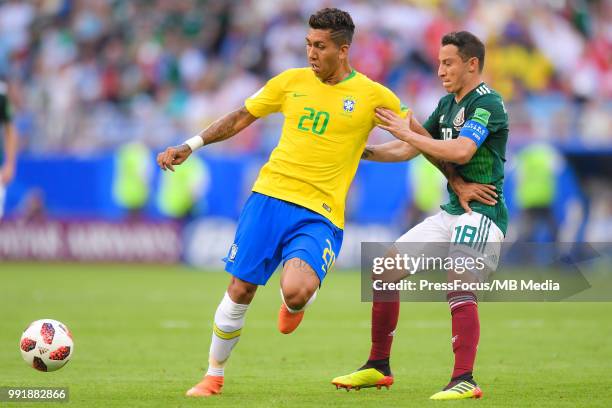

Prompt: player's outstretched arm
xmin=157 ymin=107 xmax=257 ymax=171
xmin=376 ymin=108 xmax=477 ymax=165
xmin=362 ymin=108 xmax=436 ymax=162
xmin=361 ymin=140 xmax=419 ymax=162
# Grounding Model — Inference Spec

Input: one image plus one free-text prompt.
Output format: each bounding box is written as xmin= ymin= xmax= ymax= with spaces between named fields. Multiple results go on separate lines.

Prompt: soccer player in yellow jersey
xmin=157 ymin=8 xmax=494 ymax=398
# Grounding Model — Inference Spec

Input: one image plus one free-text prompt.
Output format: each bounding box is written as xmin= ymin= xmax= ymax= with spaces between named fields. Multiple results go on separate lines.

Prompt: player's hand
xmin=451 ymin=178 xmax=497 ymax=214
xmin=156 ymin=144 xmax=192 ymax=172
xmin=0 ymin=163 xmax=15 ymax=184
xmin=375 ymin=107 xmax=413 ymax=141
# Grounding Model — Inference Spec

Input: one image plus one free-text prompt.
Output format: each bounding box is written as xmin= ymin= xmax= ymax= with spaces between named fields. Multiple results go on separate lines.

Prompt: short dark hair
xmin=309 ymin=8 xmax=355 ymax=46
xmin=441 ymin=31 xmax=485 ymax=72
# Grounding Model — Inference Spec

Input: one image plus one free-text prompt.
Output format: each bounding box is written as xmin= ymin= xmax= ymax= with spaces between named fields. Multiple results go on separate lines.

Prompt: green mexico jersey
xmin=423 ymin=82 xmax=509 ymax=234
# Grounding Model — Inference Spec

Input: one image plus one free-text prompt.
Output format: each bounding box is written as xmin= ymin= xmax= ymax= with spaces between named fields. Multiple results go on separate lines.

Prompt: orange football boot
xmin=185 ymin=375 xmax=224 ymax=397
xmin=278 ymin=303 xmax=304 ymax=334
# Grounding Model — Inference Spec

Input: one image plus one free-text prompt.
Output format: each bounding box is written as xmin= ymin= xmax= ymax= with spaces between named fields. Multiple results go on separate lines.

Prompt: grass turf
xmin=1 ymin=262 xmax=611 ymax=407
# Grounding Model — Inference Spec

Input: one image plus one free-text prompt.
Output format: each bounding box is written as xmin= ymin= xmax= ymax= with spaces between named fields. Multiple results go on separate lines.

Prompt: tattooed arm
xmin=360 ymin=140 xmax=472 ymax=192
xmin=196 ymin=107 xmax=258 ymax=146
xmin=365 ymin=111 xmax=464 ymax=180
xmin=157 ymin=107 xmax=257 ymax=171
xmin=361 ymin=113 xmax=427 ymax=162
xmin=361 ymin=140 xmax=420 ymax=162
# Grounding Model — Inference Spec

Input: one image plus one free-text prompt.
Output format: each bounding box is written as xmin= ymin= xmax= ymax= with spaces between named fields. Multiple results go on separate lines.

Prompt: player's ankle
xmin=447 ymin=372 xmax=476 ymax=389
xmin=361 ymin=358 xmax=392 ymax=377
xmin=366 ymin=357 xmax=389 ymax=365
xmin=206 ymin=367 xmax=224 ymax=377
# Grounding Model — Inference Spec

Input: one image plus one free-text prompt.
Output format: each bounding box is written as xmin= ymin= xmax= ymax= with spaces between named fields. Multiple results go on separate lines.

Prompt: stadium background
xmin=0 ymin=0 xmax=610 ymax=267
xmin=0 ymin=2 xmax=611 ymax=407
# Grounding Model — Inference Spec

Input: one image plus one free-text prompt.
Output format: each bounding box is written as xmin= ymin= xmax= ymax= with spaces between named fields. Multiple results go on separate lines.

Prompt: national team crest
xmin=343 ymin=97 xmax=356 ymax=113
xmin=228 ymin=244 xmax=238 ymax=261
xmin=453 ymin=107 xmax=465 ymax=130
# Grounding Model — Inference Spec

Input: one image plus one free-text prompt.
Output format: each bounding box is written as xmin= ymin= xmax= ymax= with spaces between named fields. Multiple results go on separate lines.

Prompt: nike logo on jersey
xmin=293 ymin=93 xmax=307 ymax=97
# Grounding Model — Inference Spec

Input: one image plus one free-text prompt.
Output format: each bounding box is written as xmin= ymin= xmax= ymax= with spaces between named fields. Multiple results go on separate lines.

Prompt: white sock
xmin=206 ymin=366 xmax=224 ymax=377
xmin=280 ymin=288 xmax=318 ymax=314
xmin=206 ymin=292 xmax=249 ymax=377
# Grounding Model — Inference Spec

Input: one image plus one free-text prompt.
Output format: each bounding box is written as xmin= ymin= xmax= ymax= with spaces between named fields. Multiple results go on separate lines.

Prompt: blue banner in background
xmin=351 ymin=161 xmax=410 ymax=224
xmin=6 ymin=155 xmax=118 ymax=219
xmin=4 ymin=152 xmax=582 ymax=231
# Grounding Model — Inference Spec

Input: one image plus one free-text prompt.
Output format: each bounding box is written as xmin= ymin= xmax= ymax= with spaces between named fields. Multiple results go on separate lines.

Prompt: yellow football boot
xmin=332 ymin=368 xmax=393 ymax=391
xmin=429 ymin=380 xmax=483 ymax=400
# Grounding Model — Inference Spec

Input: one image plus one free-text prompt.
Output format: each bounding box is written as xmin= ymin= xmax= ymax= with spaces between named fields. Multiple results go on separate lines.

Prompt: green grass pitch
xmin=1 ymin=262 xmax=611 ymax=407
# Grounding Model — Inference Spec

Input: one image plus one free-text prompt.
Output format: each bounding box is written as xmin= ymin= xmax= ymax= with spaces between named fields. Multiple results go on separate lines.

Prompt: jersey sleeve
xmin=459 ymin=95 xmax=507 ymax=148
xmin=244 ymin=71 xmax=288 ymax=118
xmin=423 ymin=102 xmax=441 ymax=139
xmin=373 ymin=83 xmax=409 ymax=125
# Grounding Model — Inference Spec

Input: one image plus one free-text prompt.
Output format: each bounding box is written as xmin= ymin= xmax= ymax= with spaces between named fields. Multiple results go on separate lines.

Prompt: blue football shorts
xmin=224 ymin=192 xmax=343 ymax=286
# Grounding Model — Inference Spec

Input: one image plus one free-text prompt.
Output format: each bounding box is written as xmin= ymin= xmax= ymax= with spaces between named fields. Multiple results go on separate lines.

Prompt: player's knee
xmin=281 ymin=285 xmax=316 ymax=311
xmin=282 ymin=287 xmax=310 ymax=310
xmin=227 ymin=277 xmax=257 ymax=304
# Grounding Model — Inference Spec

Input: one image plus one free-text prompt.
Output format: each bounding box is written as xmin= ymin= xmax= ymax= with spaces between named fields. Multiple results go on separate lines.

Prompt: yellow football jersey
xmin=245 ymin=67 xmax=406 ymax=229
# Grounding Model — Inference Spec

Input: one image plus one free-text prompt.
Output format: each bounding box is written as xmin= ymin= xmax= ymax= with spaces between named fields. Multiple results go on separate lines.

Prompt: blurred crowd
xmin=0 ymin=0 xmax=610 ymax=155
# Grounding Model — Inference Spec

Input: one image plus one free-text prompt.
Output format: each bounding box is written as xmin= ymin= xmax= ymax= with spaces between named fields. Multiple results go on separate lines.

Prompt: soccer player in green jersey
xmin=0 ymin=79 xmax=17 ymax=220
xmin=332 ymin=31 xmax=509 ymax=400
xmin=158 ymin=9 xmax=498 ymax=396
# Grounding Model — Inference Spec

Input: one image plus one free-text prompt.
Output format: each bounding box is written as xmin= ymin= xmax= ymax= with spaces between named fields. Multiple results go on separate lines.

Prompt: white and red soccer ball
xmin=20 ymin=319 xmax=74 ymax=372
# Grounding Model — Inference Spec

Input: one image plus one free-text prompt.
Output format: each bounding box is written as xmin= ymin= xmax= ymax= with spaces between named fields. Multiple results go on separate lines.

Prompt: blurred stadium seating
xmin=0 ymin=0 xmax=610 ymax=266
